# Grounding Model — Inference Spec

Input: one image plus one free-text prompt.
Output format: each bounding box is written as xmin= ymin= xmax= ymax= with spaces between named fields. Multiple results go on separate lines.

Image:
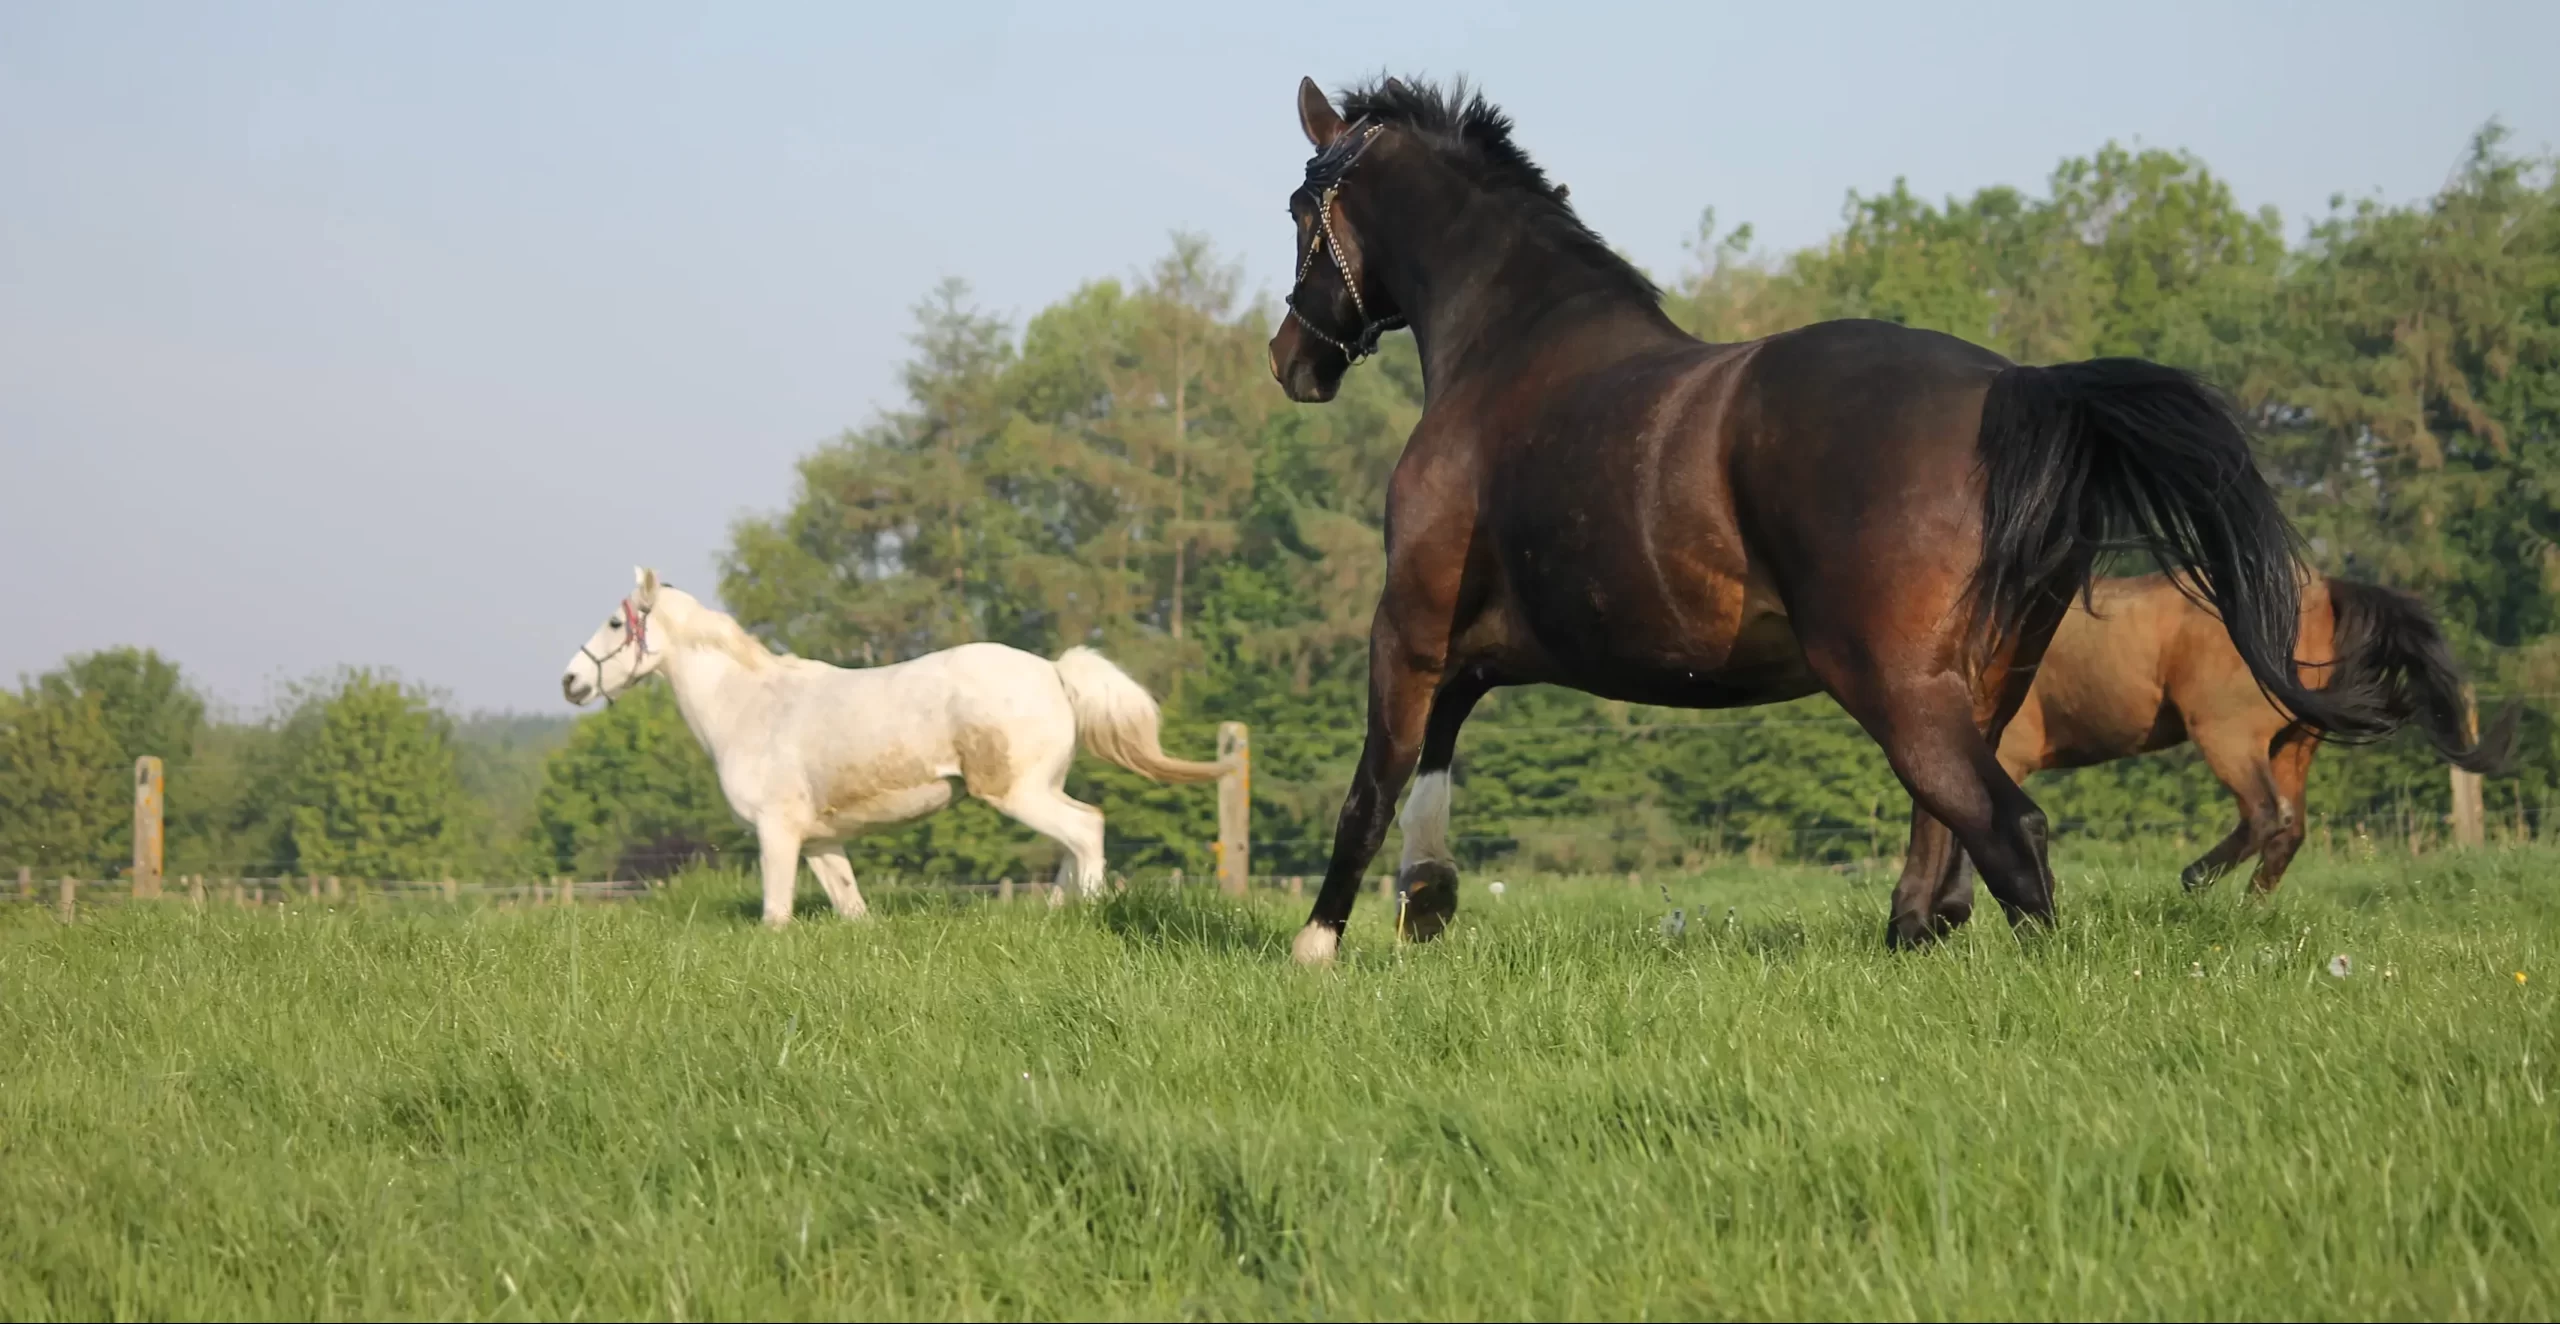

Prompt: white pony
xmin=561 ymin=567 xmax=1224 ymax=926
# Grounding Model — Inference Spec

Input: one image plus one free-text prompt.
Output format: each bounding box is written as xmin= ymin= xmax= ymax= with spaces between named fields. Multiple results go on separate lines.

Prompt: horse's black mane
xmin=1332 ymin=76 xmax=1660 ymax=303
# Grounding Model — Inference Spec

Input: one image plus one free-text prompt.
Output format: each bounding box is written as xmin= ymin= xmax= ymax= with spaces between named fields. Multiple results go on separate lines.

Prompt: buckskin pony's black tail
xmin=2325 ymin=577 xmax=2518 ymax=771
xmin=1969 ymin=357 xmax=2392 ymax=741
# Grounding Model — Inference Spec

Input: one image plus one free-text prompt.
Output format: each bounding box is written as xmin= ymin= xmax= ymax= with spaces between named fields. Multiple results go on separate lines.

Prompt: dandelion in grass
xmin=2520 ymin=971 xmax=2531 ymax=986
xmin=2328 ymin=954 xmax=2353 ymax=978
xmin=1487 ymin=881 xmax=1506 ymax=899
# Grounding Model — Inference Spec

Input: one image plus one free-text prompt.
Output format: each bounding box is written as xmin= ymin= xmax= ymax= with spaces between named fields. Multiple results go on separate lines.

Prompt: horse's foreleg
xmin=758 ymin=820 xmax=805 ymax=928
xmin=1395 ymin=674 xmax=1492 ymax=944
xmin=1297 ymin=643 xmax=1439 ymax=965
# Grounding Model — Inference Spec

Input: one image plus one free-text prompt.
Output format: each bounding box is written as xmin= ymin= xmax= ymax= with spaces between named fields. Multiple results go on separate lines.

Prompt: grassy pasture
xmin=1 ymin=845 xmax=2553 ymax=1319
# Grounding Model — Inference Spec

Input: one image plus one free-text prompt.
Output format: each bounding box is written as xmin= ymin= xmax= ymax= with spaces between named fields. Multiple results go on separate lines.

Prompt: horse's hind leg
xmin=806 ymin=845 xmax=867 ymax=919
xmin=1842 ymin=676 xmax=2055 ymax=947
xmin=987 ymin=786 xmax=1107 ymax=903
xmin=1894 ymin=811 xmax=1975 ymax=945
xmin=2182 ymin=725 xmax=2284 ymax=892
xmin=2248 ymin=733 xmax=2318 ymax=895
xmin=1395 ymin=674 xmax=1491 ymax=943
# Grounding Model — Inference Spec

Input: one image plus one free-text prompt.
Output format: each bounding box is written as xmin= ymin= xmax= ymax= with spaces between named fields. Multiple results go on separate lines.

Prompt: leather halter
xmin=577 ymin=595 xmax=653 ymax=704
xmin=1285 ymin=121 xmax=1405 ymax=363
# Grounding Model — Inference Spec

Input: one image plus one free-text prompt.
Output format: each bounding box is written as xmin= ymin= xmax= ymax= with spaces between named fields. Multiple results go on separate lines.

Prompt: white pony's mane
xmin=659 ymin=589 xmax=780 ymax=671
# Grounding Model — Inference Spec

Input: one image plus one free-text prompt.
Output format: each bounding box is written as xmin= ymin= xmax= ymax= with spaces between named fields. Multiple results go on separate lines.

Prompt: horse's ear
xmin=1297 ymin=76 xmax=1346 ymax=150
xmin=1384 ymin=76 xmax=1410 ymax=97
xmin=632 ymin=566 xmax=660 ymax=607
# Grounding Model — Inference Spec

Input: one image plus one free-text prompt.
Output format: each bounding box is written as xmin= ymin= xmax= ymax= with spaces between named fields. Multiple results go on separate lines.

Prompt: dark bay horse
xmin=1984 ymin=574 xmax=2515 ymax=896
xmin=1266 ymin=75 xmax=2391 ymax=961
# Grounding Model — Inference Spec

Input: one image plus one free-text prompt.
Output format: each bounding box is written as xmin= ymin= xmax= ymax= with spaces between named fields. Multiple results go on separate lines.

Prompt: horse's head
xmin=1268 ymin=76 xmax=1406 ymax=404
xmin=561 ymin=566 xmax=667 ymax=706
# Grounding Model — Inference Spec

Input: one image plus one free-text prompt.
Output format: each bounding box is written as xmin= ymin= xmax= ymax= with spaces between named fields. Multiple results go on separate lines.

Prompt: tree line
xmin=8 ymin=126 xmax=2555 ymax=881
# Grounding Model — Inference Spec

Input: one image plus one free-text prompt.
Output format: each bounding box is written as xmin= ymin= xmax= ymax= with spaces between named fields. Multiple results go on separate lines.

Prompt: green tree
xmin=0 ymin=684 xmax=122 ymax=873
xmin=34 ymin=647 xmax=207 ymax=863
xmin=529 ymin=685 xmax=745 ymax=878
xmin=281 ymin=670 xmax=464 ymax=879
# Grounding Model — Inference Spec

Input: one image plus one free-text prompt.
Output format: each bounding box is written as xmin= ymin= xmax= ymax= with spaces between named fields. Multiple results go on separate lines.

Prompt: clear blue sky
xmin=4 ymin=0 xmax=2554 ymax=714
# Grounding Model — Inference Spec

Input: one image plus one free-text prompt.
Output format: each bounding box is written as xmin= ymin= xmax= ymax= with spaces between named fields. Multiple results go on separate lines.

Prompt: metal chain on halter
xmin=1286 ymin=121 xmax=1405 ymax=363
xmin=578 ymin=594 xmax=654 ymax=706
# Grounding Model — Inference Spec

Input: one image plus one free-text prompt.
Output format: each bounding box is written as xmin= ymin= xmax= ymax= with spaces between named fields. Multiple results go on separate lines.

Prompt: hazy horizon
xmin=6 ymin=1 xmax=2556 ymax=715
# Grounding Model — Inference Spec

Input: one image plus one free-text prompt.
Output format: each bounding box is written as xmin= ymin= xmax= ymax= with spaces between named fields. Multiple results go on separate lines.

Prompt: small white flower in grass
xmin=2328 ymin=953 xmax=2353 ymax=978
xmin=1487 ymin=881 xmax=1506 ymax=898
xmin=2189 ymin=962 xmax=2204 ymax=979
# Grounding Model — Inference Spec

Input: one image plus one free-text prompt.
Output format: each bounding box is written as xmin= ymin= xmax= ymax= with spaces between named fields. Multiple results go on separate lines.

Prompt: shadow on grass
xmin=1093 ymin=885 xmax=1289 ymax=958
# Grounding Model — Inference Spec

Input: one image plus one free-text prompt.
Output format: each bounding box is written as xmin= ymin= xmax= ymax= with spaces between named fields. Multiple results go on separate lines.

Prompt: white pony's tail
xmin=1053 ymin=647 xmax=1226 ymax=784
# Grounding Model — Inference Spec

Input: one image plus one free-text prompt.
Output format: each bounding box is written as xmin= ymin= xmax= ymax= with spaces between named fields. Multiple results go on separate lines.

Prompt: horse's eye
xmin=610 ymin=617 xmax=622 ymax=630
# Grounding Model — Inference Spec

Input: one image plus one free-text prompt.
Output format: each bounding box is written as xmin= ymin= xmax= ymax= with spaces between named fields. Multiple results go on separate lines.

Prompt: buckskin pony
xmin=1265 ymin=76 xmax=2391 ymax=961
xmin=1978 ymin=573 xmax=2515 ymax=898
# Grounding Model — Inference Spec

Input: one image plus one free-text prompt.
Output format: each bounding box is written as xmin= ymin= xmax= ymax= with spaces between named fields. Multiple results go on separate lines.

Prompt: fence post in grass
xmin=1288 ymin=876 xmax=1303 ymax=899
xmin=2451 ymin=684 xmax=2485 ymax=848
xmin=56 ymin=876 xmax=74 ymax=923
xmin=999 ymin=876 xmax=1014 ymax=904
xmin=1216 ymin=722 xmax=1250 ymax=897
xmin=1377 ymin=874 xmax=1392 ymax=903
xmin=187 ymin=873 xmax=204 ymax=908
xmin=443 ymin=877 xmax=458 ymax=905
xmin=326 ymin=875 xmax=343 ymax=902
xmin=132 ymin=756 xmax=165 ymax=900
xmin=16 ymin=866 xmax=29 ymax=901
xmin=556 ymin=876 xmax=572 ymax=908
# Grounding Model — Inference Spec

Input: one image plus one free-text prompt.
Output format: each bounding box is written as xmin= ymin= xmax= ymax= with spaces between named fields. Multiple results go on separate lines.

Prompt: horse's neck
xmin=1369 ymin=174 xmax=1678 ymax=394
xmin=658 ymin=642 xmax=765 ymax=760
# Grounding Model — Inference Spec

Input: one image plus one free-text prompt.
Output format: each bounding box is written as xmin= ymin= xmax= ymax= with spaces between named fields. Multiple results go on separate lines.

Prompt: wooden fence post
xmin=132 ymin=756 xmax=164 ymax=900
xmin=1377 ymin=874 xmax=1393 ymax=903
xmin=16 ymin=866 xmax=29 ymax=901
xmin=443 ymin=877 xmax=459 ymax=905
xmin=326 ymin=875 xmax=343 ymax=902
xmin=1216 ymin=722 xmax=1250 ymax=896
xmin=56 ymin=877 xmax=74 ymax=923
xmin=2451 ymin=685 xmax=2485 ymax=848
xmin=557 ymin=876 xmax=573 ymax=907
xmin=187 ymin=874 xmax=205 ymax=908
xmin=998 ymin=876 xmax=1014 ymax=904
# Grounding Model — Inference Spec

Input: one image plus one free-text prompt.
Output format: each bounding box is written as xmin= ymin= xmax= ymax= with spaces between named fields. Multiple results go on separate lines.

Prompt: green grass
xmin=2 ymin=844 xmax=2555 ymax=1320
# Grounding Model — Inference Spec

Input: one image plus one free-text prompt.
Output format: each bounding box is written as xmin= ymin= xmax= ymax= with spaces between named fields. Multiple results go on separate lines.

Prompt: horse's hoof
xmin=2180 ymin=864 xmax=2219 ymax=893
xmin=1397 ymin=860 xmax=1461 ymax=943
xmin=1292 ymin=923 xmax=1340 ymax=966
xmin=1930 ymin=900 xmax=1973 ymax=932
xmin=762 ymin=915 xmax=792 ymax=931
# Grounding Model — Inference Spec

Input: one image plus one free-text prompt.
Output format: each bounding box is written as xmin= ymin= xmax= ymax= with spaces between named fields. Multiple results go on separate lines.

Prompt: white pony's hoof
xmin=1292 ymin=923 xmax=1340 ymax=966
xmin=1046 ymin=885 xmax=1070 ymax=910
xmin=762 ymin=914 xmax=792 ymax=931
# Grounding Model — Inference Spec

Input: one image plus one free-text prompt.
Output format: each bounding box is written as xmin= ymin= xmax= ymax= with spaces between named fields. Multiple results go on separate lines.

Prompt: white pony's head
xmin=561 ymin=567 xmax=668 ymax=706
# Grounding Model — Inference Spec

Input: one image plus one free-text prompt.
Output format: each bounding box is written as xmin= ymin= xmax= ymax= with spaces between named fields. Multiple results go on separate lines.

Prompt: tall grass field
xmin=2 ymin=844 xmax=2554 ymax=1319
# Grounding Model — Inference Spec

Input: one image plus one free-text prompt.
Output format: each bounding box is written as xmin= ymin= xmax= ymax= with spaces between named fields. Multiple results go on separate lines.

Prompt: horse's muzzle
xmin=562 ymin=673 xmax=592 ymax=706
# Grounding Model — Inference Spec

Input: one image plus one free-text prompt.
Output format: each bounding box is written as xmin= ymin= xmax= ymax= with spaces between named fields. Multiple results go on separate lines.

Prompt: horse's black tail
xmin=2324 ymin=578 xmax=2518 ymax=773
xmin=1970 ymin=357 xmax=2392 ymax=741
